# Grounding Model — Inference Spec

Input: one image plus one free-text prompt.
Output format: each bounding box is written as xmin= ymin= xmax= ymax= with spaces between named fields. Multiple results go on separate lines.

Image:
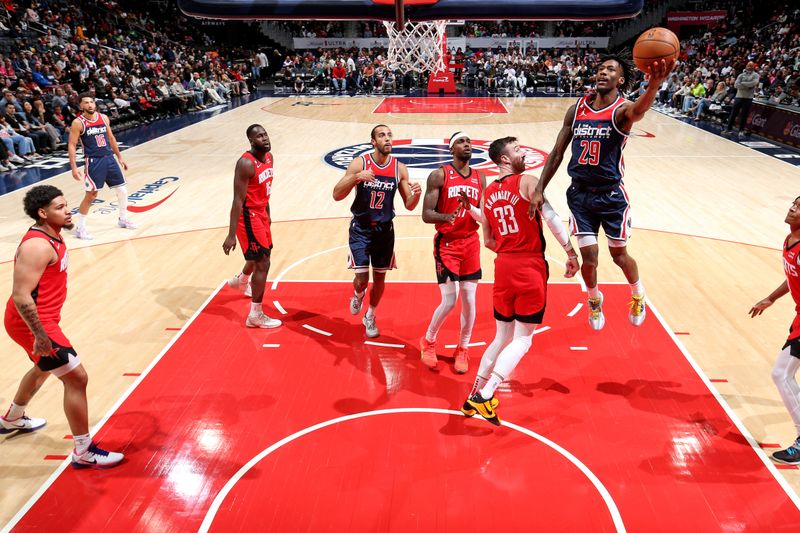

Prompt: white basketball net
xmin=382 ymin=20 xmax=447 ymax=73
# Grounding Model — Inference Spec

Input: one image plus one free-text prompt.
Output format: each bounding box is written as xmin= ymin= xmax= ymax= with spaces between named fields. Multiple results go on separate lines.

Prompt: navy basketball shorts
xmin=566 ymin=183 xmax=632 ymax=243
xmin=83 ymin=156 xmax=126 ymax=191
xmin=348 ymin=220 xmax=396 ymax=273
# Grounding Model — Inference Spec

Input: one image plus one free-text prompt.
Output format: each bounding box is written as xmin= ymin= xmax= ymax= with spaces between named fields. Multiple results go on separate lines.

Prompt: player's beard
xmin=62 ymin=222 xmax=74 ymax=230
xmin=379 ymin=143 xmax=392 ymax=155
xmin=512 ymin=157 xmax=526 ymax=174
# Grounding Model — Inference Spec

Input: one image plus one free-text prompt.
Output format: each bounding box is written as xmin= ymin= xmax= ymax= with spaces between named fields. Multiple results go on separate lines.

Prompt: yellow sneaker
xmin=588 ymin=291 xmax=605 ymax=330
xmin=464 ymin=393 xmax=501 ymax=425
xmin=628 ymin=294 xmax=646 ymax=326
xmin=460 ymin=396 xmax=499 ymax=417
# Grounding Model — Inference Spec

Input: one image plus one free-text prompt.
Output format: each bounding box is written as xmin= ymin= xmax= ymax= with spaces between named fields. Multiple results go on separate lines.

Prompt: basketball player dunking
xmin=68 ymin=93 xmax=136 ymax=240
xmin=333 ymin=125 xmax=421 ymax=338
xmin=420 ymin=132 xmax=486 ymax=374
xmin=222 ymin=124 xmax=282 ymax=329
xmin=2 ymin=185 xmax=124 ymax=468
xmin=530 ymin=55 xmax=673 ymax=330
xmin=749 ymin=196 xmax=800 ymax=464
xmin=463 ymin=137 xmax=579 ymax=425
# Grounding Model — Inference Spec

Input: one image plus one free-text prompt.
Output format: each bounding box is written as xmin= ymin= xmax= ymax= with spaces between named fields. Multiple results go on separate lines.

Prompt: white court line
xmin=302 ymin=324 xmax=333 ymax=337
xmin=647 ymin=298 xmax=800 ymax=510
xmin=262 ymin=344 xmax=280 ymax=348
xmin=533 ymin=326 xmax=551 ymax=335
xmin=370 ymin=97 xmax=386 ymax=114
xmin=197 ymin=408 xmax=626 ymax=533
xmin=272 ymin=300 xmax=287 ymax=315
xmin=444 ymin=342 xmax=486 ymax=348
xmin=496 ymin=97 xmax=510 ymax=113
xmin=0 ymin=281 xmax=228 ymax=533
xmin=570 ymin=346 xmax=589 ymax=351
xmin=364 ymin=341 xmax=405 ymax=349
xmin=568 ymin=303 xmax=583 ymax=317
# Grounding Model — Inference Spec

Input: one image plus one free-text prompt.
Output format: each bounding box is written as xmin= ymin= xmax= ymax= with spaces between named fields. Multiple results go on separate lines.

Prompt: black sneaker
xmin=464 ymin=392 xmax=501 ymax=425
xmin=460 ymin=396 xmax=499 ymax=418
xmin=772 ymin=438 xmax=800 ymax=465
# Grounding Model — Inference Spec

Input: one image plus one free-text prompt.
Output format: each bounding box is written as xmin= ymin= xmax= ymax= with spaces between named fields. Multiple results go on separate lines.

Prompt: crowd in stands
xmin=0 ymin=0 xmax=258 ymax=173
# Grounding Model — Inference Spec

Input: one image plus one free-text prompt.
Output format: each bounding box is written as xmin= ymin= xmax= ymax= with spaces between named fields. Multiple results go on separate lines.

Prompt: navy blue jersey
xmin=567 ymin=95 xmax=629 ymax=188
xmin=350 ymin=153 xmax=399 ymax=224
xmin=78 ymin=113 xmax=113 ymax=158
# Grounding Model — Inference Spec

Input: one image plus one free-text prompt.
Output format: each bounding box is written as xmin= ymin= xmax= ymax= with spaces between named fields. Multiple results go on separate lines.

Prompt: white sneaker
xmin=74 ymin=227 xmax=93 ymax=240
xmin=0 ymin=163 xmax=7 ymax=172
xmin=363 ymin=314 xmax=379 ymax=338
xmin=72 ymin=442 xmax=124 ymax=469
xmin=246 ymin=312 xmax=282 ymax=328
xmin=0 ymin=415 xmax=46 ymax=433
xmin=118 ymin=218 xmax=137 ymax=230
xmin=244 ymin=283 xmax=252 ymax=297
xmin=227 ymin=274 xmax=249 ymax=292
xmin=628 ymin=294 xmax=646 ymax=326
xmin=349 ymin=292 xmax=364 ymax=315
xmin=10 ymin=154 xmax=25 ymax=164
xmin=588 ymin=292 xmax=605 ymax=331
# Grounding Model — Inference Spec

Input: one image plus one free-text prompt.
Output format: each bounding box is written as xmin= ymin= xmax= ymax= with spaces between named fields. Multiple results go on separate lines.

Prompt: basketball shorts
xmin=4 ymin=313 xmax=80 ymax=377
xmin=567 ymin=183 xmax=632 ymax=242
xmin=84 ymin=155 xmax=126 ymax=191
xmin=492 ymin=253 xmax=549 ymax=323
xmin=434 ymin=232 xmax=481 ymax=284
xmin=783 ymin=314 xmax=800 ymax=358
xmin=237 ymin=207 xmax=273 ymax=260
xmin=348 ymin=219 xmax=396 ymax=273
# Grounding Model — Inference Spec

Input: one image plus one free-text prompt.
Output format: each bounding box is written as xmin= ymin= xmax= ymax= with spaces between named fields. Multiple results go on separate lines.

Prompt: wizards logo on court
xmin=324 ymin=139 xmax=547 ymax=181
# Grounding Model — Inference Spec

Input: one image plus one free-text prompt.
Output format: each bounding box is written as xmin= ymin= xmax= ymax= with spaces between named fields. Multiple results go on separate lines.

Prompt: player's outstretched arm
xmin=67 ymin=118 xmax=84 ymax=181
xmin=398 ymin=162 xmax=421 ymax=211
xmin=617 ymin=58 xmax=674 ymax=130
xmin=222 ymin=156 xmax=253 ymax=255
xmin=749 ymin=280 xmax=789 ymax=317
xmin=332 ymin=156 xmax=370 ymax=201
xmin=530 ymin=105 xmax=576 ymax=214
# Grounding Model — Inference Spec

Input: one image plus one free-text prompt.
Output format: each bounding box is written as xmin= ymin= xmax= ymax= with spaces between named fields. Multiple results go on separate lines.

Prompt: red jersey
xmin=241 ymin=151 xmax=274 ymax=212
xmin=483 ymin=174 xmax=545 ymax=255
xmin=435 ymin=163 xmax=482 ymax=240
xmin=783 ymin=236 xmax=800 ymax=340
xmin=5 ymin=228 xmax=69 ymax=326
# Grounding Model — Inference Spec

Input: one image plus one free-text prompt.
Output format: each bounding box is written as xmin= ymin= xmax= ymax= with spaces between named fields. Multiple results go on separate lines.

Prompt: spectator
xmin=723 ymin=61 xmax=760 ymax=138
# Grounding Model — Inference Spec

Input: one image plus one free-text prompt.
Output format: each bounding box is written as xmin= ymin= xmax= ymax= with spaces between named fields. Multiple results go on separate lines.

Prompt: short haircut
xmin=23 ymin=185 xmax=64 ymax=221
xmin=599 ymin=53 xmax=635 ymax=93
xmin=488 ymin=136 xmax=517 ymax=165
xmin=371 ymin=124 xmax=389 ymax=140
xmin=246 ymin=124 xmax=264 ymax=138
xmin=78 ymin=91 xmax=94 ymax=101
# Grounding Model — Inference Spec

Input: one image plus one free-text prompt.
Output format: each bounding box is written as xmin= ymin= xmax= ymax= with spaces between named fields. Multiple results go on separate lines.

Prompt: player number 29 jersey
xmin=567 ymin=95 xmax=628 ymax=188
xmin=483 ymin=174 xmax=545 ymax=255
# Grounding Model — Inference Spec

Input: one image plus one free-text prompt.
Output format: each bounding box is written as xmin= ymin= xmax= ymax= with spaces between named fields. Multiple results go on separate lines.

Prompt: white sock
xmin=772 ymin=347 xmax=800 ymax=434
xmin=4 ymin=402 xmax=25 ymax=420
xmin=250 ymin=302 xmax=262 ymax=316
xmin=115 ymin=186 xmax=129 ymax=220
xmin=366 ymin=305 xmax=376 ymax=318
xmin=426 ymin=281 xmax=457 ymax=342
xmin=480 ymin=322 xmax=536 ymax=397
xmin=458 ymin=281 xmax=478 ymax=347
xmin=355 ymin=289 xmax=365 ymax=298
xmin=73 ymin=433 xmax=92 ymax=455
xmin=475 ymin=320 xmax=514 ymax=389
xmin=77 ymin=213 xmax=87 ymax=230
xmin=588 ymin=285 xmax=599 ymax=299
xmin=470 ymin=374 xmax=489 ymax=397
xmin=630 ymin=279 xmax=644 ymax=296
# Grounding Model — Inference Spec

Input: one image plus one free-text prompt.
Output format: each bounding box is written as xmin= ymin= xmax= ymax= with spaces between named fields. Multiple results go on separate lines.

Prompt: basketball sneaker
xmin=349 ymin=292 xmax=364 ymax=315
xmin=0 ymin=414 xmax=46 ymax=434
xmin=460 ymin=396 xmax=499 ymax=418
xmin=227 ymin=273 xmax=249 ymax=293
xmin=628 ymin=294 xmax=647 ymax=326
xmin=118 ymin=218 xmax=138 ymax=230
xmin=588 ymin=292 xmax=605 ymax=330
xmin=72 ymin=442 xmax=124 ymax=469
xmin=74 ymin=227 xmax=93 ymax=240
xmin=244 ymin=283 xmax=252 ymax=298
xmin=464 ymin=392 xmax=500 ymax=425
xmin=246 ymin=312 xmax=282 ymax=328
xmin=420 ymin=337 xmax=438 ymax=369
xmin=453 ymin=346 xmax=469 ymax=374
xmin=772 ymin=438 xmax=800 ymax=465
xmin=363 ymin=314 xmax=379 ymax=338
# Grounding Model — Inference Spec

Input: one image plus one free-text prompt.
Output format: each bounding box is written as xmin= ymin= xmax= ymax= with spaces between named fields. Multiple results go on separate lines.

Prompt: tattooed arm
xmin=12 ymin=238 xmax=57 ymax=358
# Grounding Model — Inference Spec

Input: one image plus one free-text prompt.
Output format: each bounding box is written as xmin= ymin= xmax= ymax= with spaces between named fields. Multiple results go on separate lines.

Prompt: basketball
xmin=632 ymin=27 xmax=679 ymax=73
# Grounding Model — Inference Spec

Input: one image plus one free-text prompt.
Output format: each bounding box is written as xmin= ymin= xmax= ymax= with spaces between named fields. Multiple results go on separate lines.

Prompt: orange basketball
xmin=633 ymin=27 xmax=679 ymax=73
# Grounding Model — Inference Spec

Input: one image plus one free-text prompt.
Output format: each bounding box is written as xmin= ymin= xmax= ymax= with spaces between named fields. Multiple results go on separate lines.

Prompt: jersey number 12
xmin=370 ymin=191 xmax=385 ymax=210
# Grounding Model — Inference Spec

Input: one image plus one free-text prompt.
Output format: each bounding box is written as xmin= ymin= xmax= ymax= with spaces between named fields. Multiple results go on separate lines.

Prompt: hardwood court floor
xmin=1 ymin=95 xmax=799 ymax=528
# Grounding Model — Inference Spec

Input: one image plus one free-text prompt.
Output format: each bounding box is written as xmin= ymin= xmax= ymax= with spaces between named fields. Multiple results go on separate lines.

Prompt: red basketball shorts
xmin=434 ymin=232 xmax=482 ymax=284
xmin=492 ymin=253 xmax=549 ymax=324
xmin=237 ymin=207 xmax=273 ymax=260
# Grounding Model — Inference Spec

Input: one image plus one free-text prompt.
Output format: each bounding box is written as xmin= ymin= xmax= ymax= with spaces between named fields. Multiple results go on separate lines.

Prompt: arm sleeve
xmin=467 ymin=204 xmax=484 ymax=224
xmin=541 ymin=199 xmax=573 ymax=252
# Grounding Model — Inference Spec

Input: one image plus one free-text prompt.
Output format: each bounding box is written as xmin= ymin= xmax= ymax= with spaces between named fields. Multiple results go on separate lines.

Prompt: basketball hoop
xmin=382 ymin=19 xmax=447 ymax=73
